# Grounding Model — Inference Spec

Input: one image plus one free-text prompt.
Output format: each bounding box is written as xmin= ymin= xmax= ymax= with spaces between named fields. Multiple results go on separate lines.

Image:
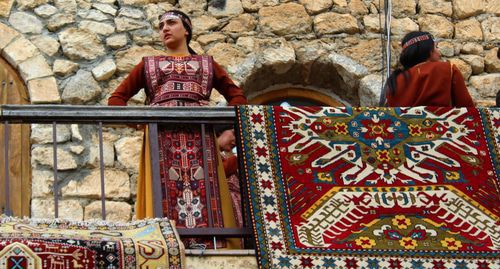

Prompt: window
xmin=250 ymin=87 xmax=344 ymax=107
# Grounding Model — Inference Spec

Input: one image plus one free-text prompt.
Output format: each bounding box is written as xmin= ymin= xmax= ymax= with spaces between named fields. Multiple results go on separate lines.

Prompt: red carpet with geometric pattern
xmin=236 ymin=106 xmax=499 ymax=269
xmin=0 ymin=217 xmax=185 ymax=268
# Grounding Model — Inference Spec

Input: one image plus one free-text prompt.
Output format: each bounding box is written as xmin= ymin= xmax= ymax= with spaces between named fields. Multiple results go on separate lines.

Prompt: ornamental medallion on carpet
xmin=237 ymin=106 xmax=499 ymax=269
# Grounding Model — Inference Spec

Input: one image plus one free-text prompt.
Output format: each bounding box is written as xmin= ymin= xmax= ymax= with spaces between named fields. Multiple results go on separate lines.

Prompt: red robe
xmin=386 ymin=61 xmax=474 ymax=107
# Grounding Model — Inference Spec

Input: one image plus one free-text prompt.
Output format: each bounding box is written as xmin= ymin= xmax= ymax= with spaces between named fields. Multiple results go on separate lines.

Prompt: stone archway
xmin=0 ymin=22 xmax=61 ymax=104
xmin=239 ymin=51 xmax=364 ymax=106
xmin=0 ymin=23 xmax=62 ymax=217
xmin=208 ymin=37 xmax=381 ymax=107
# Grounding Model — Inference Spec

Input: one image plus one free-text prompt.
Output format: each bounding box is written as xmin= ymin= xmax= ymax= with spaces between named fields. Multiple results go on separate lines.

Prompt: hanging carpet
xmin=236 ymin=106 xmax=500 ymax=269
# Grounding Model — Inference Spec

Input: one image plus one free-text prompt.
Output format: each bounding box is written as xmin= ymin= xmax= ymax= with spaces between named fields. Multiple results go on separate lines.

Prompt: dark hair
xmin=214 ymin=124 xmax=234 ymax=136
xmin=386 ymin=31 xmax=435 ymax=95
xmin=158 ymin=10 xmax=197 ymax=55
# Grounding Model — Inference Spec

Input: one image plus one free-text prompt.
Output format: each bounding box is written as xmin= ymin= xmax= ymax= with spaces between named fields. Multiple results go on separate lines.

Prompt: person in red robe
xmin=108 ymin=10 xmax=247 ymax=249
xmin=385 ymin=31 xmax=474 ymax=107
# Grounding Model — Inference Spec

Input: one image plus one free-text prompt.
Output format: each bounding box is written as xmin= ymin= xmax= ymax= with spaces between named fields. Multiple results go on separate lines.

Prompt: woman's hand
xmin=198 ymin=100 xmax=209 ymax=106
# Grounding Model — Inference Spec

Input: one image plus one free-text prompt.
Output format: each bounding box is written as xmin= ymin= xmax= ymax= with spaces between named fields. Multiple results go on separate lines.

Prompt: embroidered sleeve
xmin=212 ymin=60 xmax=248 ymax=106
xmin=108 ymin=61 xmax=147 ymax=106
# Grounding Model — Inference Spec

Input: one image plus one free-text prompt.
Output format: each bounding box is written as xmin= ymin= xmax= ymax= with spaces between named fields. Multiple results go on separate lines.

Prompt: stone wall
xmin=0 ymin=0 xmax=498 ymax=220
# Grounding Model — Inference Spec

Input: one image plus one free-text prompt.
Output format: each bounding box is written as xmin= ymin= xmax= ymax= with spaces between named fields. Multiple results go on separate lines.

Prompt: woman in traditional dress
xmin=385 ymin=31 xmax=474 ymax=107
xmin=108 ymin=10 xmax=247 ymax=248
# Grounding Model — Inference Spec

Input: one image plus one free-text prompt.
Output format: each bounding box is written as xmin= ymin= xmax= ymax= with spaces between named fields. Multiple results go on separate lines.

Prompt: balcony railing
xmin=0 ymin=104 xmax=253 ymax=248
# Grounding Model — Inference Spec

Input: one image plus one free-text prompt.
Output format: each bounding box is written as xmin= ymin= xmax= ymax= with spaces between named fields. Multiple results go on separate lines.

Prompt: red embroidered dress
xmin=109 ymin=55 xmax=246 ymax=247
xmin=145 ymin=56 xmax=214 ymax=107
xmin=144 ymin=55 xmax=222 ymax=230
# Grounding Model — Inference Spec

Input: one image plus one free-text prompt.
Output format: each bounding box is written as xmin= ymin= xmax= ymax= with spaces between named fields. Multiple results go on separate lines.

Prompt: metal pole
xmin=385 ymin=0 xmax=392 ymax=79
xmin=378 ymin=0 xmax=392 ymax=106
xmin=52 ymin=122 xmax=59 ymax=218
xmin=200 ymin=124 xmax=216 ymax=247
xmin=98 ymin=122 xmax=106 ymax=220
xmin=149 ymin=123 xmax=164 ymax=218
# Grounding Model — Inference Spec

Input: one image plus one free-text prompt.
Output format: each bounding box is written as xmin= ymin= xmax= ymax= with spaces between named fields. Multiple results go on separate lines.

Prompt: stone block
xmin=28 ymin=77 xmax=62 ymax=104
xmin=116 ymin=46 xmax=167 ymax=73
xmin=419 ymin=0 xmax=452 ymax=16
xmin=53 ymin=59 xmax=79 ymax=77
xmin=259 ymin=3 xmax=312 ymax=36
xmin=299 ymin=0 xmax=332 ymax=14
xmin=31 ymin=124 xmax=71 ymax=144
xmin=0 ymin=0 xmax=14 ymax=18
xmin=470 ymin=74 xmax=500 ymax=97
xmin=0 ymin=23 xmax=20 ymax=50
xmin=92 ymin=59 xmax=117 ymax=81
xmin=481 ymin=17 xmax=500 ymax=42
xmin=115 ymin=136 xmax=142 ymax=171
xmin=222 ymin=14 xmax=256 ymax=33
xmin=2 ymin=37 xmax=39 ymax=67
xmin=452 ymin=0 xmax=484 ymax=19
xmin=484 ymin=48 xmax=500 ymax=73
xmin=8 ymin=11 xmax=43 ymax=34
xmin=31 ymin=170 xmax=54 ymax=198
xmin=84 ymin=201 xmax=132 ymax=221
xmin=460 ymin=54 xmax=484 ymax=75
xmin=59 ymin=27 xmax=106 ymax=60
xmin=418 ymin=14 xmax=454 ymax=39
xmin=242 ymin=0 xmax=278 ymax=12
xmin=106 ymin=34 xmax=128 ymax=49
xmin=455 ymin=19 xmax=483 ymax=41
xmin=449 ymin=58 xmax=472 ymax=80
xmin=391 ymin=17 xmax=419 ymax=36
xmin=47 ymin=13 xmax=75 ymax=32
xmin=62 ymin=169 xmax=130 ymax=199
xmin=314 ymin=12 xmax=360 ymax=35
xmin=31 ymin=199 xmax=83 ymax=220
xmin=32 ymin=146 xmax=78 ymax=170
xmin=18 ymin=54 xmax=53 ymax=81
xmin=359 ymin=74 xmax=383 ymax=107
xmin=31 ymin=35 xmax=60 ymax=57
xmin=62 ymin=70 xmax=102 ymax=104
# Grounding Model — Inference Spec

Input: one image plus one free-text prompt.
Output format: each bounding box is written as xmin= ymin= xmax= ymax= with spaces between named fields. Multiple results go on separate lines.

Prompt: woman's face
xmin=429 ymin=43 xmax=441 ymax=62
xmin=159 ymin=17 xmax=188 ymax=49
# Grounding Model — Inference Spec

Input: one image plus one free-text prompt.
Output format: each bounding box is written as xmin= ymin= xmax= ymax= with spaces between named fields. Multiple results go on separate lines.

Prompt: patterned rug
xmin=0 ymin=217 xmax=185 ymax=268
xmin=236 ymin=106 xmax=500 ymax=269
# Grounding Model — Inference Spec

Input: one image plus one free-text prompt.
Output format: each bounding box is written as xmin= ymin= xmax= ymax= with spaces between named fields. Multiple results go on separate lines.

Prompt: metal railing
xmin=0 ymin=105 xmax=253 ymax=245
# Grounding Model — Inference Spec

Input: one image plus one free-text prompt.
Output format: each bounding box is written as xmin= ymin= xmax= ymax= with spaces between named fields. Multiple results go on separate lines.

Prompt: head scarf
xmin=402 ymin=34 xmax=434 ymax=50
xmin=159 ymin=12 xmax=192 ymax=32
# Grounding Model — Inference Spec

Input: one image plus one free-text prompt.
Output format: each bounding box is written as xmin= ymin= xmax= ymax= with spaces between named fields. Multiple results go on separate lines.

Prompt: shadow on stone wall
xmin=239 ymin=50 xmax=373 ymax=106
xmin=241 ymin=59 xmax=355 ymax=105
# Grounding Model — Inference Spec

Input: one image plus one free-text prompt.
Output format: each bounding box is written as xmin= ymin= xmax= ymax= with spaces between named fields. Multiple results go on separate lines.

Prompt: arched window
xmin=249 ymin=87 xmax=344 ymax=107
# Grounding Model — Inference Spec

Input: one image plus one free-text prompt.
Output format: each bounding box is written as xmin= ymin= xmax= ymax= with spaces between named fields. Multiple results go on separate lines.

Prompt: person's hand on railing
xmin=198 ymin=100 xmax=209 ymax=106
xmin=128 ymin=124 xmax=145 ymax=130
